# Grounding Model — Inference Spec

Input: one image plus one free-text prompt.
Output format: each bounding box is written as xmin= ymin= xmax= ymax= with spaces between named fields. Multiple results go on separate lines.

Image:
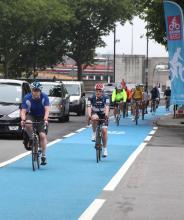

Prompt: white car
xmin=41 ymin=81 xmax=70 ymax=122
xmin=63 ymin=81 xmax=86 ymax=116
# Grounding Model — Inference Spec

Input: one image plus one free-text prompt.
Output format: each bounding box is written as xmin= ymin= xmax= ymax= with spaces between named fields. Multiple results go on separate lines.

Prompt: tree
xmin=137 ymin=0 xmax=184 ymax=47
xmin=64 ymin=0 xmax=137 ymax=80
xmin=0 ymin=0 xmax=71 ymax=78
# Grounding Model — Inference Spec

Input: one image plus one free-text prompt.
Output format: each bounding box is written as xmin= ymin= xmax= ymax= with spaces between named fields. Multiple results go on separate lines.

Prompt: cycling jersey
xmin=150 ymin=87 xmax=160 ymax=100
xmin=22 ymin=92 xmax=49 ymax=117
xmin=111 ymin=89 xmax=127 ymax=102
xmin=132 ymin=88 xmax=142 ymax=100
xmin=87 ymin=94 xmax=109 ymax=115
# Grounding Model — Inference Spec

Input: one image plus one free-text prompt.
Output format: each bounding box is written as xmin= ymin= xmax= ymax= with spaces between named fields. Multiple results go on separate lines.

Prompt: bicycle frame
xmin=115 ymin=103 xmax=121 ymax=126
xmin=24 ymin=122 xmax=43 ymax=171
xmin=151 ymin=99 xmax=157 ymax=114
xmin=135 ymin=101 xmax=140 ymax=125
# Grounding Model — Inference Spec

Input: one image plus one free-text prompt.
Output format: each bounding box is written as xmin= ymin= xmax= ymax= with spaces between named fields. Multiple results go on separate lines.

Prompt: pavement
xmin=155 ymin=112 xmax=184 ymax=127
xmin=93 ymin=112 xmax=184 ymax=220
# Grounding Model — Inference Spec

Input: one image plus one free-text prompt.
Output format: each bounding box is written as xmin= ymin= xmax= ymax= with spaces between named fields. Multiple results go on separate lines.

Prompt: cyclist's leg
xmin=131 ymin=100 xmax=136 ymax=120
xmin=113 ymin=103 xmax=118 ymax=121
xmin=24 ymin=115 xmax=34 ymax=138
xmin=91 ymin=114 xmax=99 ymax=141
xmin=23 ymin=115 xmax=34 ymax=150
xmin=37 ymin=120 xmax=48 ymax=165
xmin=102 ymin=124 xmax=108 ymax=157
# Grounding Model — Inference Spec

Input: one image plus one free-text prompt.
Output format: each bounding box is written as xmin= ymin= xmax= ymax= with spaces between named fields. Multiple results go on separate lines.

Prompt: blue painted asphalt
xmin=0 ymin=107 xmax=169 ymax=220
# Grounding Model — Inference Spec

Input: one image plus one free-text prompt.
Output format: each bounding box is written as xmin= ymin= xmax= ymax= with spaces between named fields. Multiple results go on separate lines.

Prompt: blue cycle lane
xmin=0 ymin=107 xmax=168 ymax=220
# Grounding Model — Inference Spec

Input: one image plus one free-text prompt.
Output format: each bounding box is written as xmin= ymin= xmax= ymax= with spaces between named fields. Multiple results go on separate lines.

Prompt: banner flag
xmin=163 ymin=1 xmax=184 ymax=104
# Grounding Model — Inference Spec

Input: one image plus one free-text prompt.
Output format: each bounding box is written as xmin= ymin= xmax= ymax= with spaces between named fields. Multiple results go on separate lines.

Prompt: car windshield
xmin=64 ymin=84 xmax=80 ymax=96
xmin=42 ymin=84 xmax=61 ymax=97
xmin=104 ymin=83 xmax=116 ymax=93
xmin=0 ymin=83 xmax=22 ymax=104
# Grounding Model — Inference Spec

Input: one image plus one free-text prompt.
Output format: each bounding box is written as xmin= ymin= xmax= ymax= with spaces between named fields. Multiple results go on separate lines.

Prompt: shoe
xmin=103 ymin=148 xmax=108 ymax=157
xmin=41 ymin=156 xmax=47 ymax=165
xmin=91 ymin=132 xmax=96 ymax=142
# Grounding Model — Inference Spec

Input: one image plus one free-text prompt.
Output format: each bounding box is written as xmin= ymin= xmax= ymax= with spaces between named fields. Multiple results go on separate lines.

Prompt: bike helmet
xmin=31 ymin=81 xmax=42 ymax=91
xmin=95 ymin=83 xmax=104 ymax=91
xmin=116 ymin=82 xmax=122 ymax=90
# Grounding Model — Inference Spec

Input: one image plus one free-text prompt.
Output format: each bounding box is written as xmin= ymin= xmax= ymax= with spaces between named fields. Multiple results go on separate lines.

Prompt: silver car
xmin=41 ymin=81 xmax=70 ymax=122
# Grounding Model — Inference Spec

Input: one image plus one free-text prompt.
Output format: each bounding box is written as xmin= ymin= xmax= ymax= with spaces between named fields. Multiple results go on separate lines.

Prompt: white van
xmin=63 ymin=81 xmax=86 ymax=115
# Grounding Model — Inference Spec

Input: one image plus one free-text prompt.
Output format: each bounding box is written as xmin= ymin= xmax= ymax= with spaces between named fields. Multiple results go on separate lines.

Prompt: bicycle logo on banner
xmin=169 ymin=16 xmax=180 ymax=31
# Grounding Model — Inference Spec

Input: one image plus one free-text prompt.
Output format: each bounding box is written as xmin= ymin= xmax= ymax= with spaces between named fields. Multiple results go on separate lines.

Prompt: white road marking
xmin=108 ymin=131 xmax=126 ymax=135
xmin=149 ymin=130 xmax=156 ymax=135
xmin=78 ymin=199 xmax=106 ymax=220
xmin=144 ymin=135 xmax=153 ymax=142
xmin=0 ymin=152 xmax=31 ymax=168
xmin=76 ymin=128 xmax=86 ymax=132
xmin=0 ymin=139 xmax=62 ymax=168
xmin=153 ymin=126 xmax=158 ymax=130
xmin=103 ymin=142 xmax=147 ymax=191
xmin=63 ymin=133 xmax=76 ymax=138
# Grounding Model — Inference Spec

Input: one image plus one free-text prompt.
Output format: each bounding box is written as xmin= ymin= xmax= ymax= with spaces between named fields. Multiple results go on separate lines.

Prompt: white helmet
xmin=116 ymin=83 xmax=122 ymax=90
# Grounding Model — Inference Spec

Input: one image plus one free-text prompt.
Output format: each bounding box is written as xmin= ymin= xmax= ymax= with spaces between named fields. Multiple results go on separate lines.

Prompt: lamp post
xmin=113 ymin=26 xmax=116 ymax=83
xmin=145 ymin=27 xmax=149 ymax=91
xmin=113 ymin=25 xmax=120 ymax=83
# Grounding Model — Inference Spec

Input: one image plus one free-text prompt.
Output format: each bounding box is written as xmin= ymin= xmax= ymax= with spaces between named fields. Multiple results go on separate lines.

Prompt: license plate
xmin=9 ymin=126 xmax=19 ymax=131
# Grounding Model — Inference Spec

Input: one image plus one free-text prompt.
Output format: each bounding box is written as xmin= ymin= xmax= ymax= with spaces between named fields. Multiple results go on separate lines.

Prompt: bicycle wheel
xmin=142 ymin=103 xmax=144 ymax=120
xmin=95 ymin=127 xmax=102 ymax=163
xmin=153 ymin=101 xmax=156 ymax=113
xmin=116 ymin=114 xmax=120 ymax=126
xmin=135 ymin=103 xmax=139 ymax=125
xmin=32 ymin=137 xmax=39 ymax=171
xmin=116 ymin=106 xmax=120 ymax=126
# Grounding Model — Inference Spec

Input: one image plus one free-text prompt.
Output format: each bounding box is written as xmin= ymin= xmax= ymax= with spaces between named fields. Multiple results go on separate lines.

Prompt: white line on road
xmin=0 ymin=139 xmax=62 ymax=168
xmin=153 ymin=126 xmax=158 ymax=130
xmin=103 ymin=142 xmax=147 ymax=191
xmin=149 ymin=130 xmax=156 ymax=135
xmin=63 ymin=133 xmax=76 ymax=138
xmin=78 ymin=199 xmax=106 ymax=220
xmin=144 ymin=135 xmax=153 ymax=142
xmin=76 ymin=128 xmax=86 ymax=132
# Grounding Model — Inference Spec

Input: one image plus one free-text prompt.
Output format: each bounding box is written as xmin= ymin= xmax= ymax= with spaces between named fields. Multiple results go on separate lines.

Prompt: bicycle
xmin=141 ymin=101 xmax=145 ymax=120
xmin=165 ymin=96 xmax=170 ymax=111
xmin=23 ymin=121 xmax=46 ymax=171
xmin=88 ymin=118 xmax=106 ymax=163
xmin=115 ymin=102 xmax=121 ymax=126
xmin=150 ymin=99 xmax=157 ymax=115
xmin=95 ymin=119 xmax=106 ymax=163
xmin=134 ymin=100 xmax=140 ymax=125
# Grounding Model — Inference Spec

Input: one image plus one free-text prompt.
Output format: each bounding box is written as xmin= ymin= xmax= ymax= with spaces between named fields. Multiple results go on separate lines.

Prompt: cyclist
xmin=164 ymin=86 xmax=171 ymax=111
xmin=150 ymin=85 xmax=160 ymax=112
xmin=131 ymin=84 xmax=143 ymax=121
xmin=111 ymin=83 xmax=127 ymax=120
xmin=142 ymin=88 xmax=149 ymax=114
xmin=20 ymin=81 xmax=50 ymax=165
xmin=87 ymin=83 xmax=109 ymax=157
xmin=124 ymin=86 xmax=132 ymax=117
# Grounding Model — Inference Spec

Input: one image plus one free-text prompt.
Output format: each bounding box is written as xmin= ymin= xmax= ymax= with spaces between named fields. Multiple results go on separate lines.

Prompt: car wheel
xmin=64 ymin=115 xmax=69 ymax=122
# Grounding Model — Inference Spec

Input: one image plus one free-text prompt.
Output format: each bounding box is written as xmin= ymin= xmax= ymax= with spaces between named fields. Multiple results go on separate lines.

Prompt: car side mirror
xmin=82 ymin=92 xmax=85 ymax=97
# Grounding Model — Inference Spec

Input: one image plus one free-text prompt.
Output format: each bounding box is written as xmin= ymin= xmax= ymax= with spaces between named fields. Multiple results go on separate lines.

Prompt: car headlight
xmin=8 ymin=109 xmax=20 ymax=118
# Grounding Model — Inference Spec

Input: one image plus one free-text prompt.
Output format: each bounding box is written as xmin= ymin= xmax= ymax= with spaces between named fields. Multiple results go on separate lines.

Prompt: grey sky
xmin=96 ymin=17 xmax=168 ymax=57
